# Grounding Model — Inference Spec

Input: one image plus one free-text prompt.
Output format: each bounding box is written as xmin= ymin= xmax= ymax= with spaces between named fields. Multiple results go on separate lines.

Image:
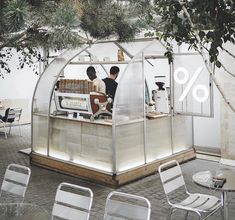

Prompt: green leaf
xmin=199 ymin=31 xmax=205 ymax=40
xmin=215 ymin=60 xmax=222 ymax=68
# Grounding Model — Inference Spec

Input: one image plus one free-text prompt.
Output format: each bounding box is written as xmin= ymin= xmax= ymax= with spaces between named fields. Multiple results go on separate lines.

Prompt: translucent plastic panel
xmin=32 ymin=115 xmax=48 ymax=155
xmin=32 ymin=45 xmax=88 ymax=155
xmin=113 ymin=40 xmax=163 ymax=172
xmin=86 ymin=42 xmax=130 ymax=62
xmin=173 ymin=54 xmax=212 ymax=116
xmin=49 ymin=117 xmax=113 ymax=172
xmin=146 ymin=116 xmax=172 ymax=162
xmin=120 ymin=40 xmax=167 ymax=57
xmin=115 ymin=122 xmax=145 ymax=172
xmin=172 ymin=115 xmax=193 ymax=153
xmin=114 ymin=61 xmax=144 ymax=123
xmin=33 ymin=46 xmax=88 ymax=114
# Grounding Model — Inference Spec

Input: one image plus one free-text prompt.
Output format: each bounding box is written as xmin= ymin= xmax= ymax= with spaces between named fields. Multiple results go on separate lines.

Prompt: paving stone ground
xmin=0 ymin=124 xmax=235 ymax=219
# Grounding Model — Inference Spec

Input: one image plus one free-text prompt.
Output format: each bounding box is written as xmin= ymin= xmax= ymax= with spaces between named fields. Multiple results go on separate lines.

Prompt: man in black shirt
xmin=103 ymin=66 xmax=120 ymax=100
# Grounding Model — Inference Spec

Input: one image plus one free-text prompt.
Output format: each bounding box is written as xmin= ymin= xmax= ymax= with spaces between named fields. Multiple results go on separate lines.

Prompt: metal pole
xmin=142 ymin=51 xmax=147 ymax=164
xmin=222 ymin=191 xmax=228 ymax=220
xmin=192 ymin=116 xmax=195 ymax=148
xmin=170 ymin=62 xmax=174 ymax=154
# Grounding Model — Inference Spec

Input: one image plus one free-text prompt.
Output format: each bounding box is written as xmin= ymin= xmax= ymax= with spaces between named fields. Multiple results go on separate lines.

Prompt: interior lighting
xmin=117 ymin=161 xmax=144 ymax=173
xmin=49 ymin=151 xmax=70 ymax=161
xmin=73 ymin=158 xmax=113 ymax=173
xmin=174 ymin=146 xmax=189 ymax=154
xmin=33 ymin=148 xmax=47 ymax=155
xmin=147 ymin=152 xmax=173 ymax=163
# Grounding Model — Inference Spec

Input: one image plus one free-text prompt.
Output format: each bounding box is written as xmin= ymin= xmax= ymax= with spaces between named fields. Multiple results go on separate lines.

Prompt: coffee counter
xmin=31 ymin=113 xmax=195 ymax=187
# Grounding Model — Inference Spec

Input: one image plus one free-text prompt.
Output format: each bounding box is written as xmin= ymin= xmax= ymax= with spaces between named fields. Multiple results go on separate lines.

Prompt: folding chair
xmin=103 ymin=191 xmax=151 ymax=220
xmin=51 ymin=182 xmax=93 ymax=220
xmin=158 ymin=160 xmax=222 ymax=220
xmin=0 ymin=108 xmax=12 ymax=139
xmin=0 ymin=163 xmax=31 ymax=203
xmin=9 ymin=108 xmax=22 ymax=136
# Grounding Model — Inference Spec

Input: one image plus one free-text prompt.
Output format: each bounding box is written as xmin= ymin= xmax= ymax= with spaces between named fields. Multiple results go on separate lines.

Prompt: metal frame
xmin=8 ymin=108 xmax=22 ymax=137
xmin=51 ymin=182 xmax=93 ymax=220
xmin=172 ymin=53 xmax=214 ymax=118
xmin=0 ymin=163 xmax=31 ymax=203
xmin=0 ymin=108 xmax=20 ymax=139
xmin=103 ymin=191 xmax=151 ymax=220
xmin=158 ymin=160 xmax=222 ymax=220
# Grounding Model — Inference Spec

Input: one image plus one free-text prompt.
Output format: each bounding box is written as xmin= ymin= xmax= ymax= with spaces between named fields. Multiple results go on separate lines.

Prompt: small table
xmin=0 ymin=203 xmax=50 ymax=220
xmin=192 ymin=169 xmax=235 ymax=220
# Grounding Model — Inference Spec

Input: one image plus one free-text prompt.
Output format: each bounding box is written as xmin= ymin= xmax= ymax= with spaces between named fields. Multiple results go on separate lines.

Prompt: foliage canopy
xmin=0 ymin=0 xmax=235 ymax=78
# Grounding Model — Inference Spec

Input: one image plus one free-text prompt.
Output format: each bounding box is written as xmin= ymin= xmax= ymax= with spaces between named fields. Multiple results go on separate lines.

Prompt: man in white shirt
xmin=86 ymin=66 xmax=106 ymax=94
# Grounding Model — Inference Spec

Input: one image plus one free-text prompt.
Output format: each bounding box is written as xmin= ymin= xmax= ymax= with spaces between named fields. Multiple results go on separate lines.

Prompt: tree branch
xmin=221 ymin=46 xmax=235 ymax=60
xmin=178 ymin=0 xmax=235 ymax=113
xmin=200 ymin=44 xmax=235 ymax=78
xmin=220 ymin=62 xmax=235 ymax=78
xmin=0 ymin=31 xmax=27 ymax=50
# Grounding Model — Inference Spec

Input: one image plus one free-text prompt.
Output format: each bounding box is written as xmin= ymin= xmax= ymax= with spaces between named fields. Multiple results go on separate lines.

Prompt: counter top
xmin=50 ymin=115 xmax=113 ymax=126
xmin=146 ymin=112 xmax=169 ymax=119
xmin=34 ymin=112 xmax=169 ymax=126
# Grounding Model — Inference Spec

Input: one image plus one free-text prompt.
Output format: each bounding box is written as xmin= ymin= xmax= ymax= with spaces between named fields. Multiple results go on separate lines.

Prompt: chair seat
xmin=174 ymin=193 xmax=221 ymax=213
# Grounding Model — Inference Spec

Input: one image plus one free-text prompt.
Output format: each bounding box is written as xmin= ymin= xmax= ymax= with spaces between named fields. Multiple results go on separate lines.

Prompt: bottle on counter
xmin=117 ymin=49 xmax=125 ymax=61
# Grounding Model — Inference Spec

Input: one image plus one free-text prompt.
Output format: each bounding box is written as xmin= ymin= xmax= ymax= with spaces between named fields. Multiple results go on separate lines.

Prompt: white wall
xmin=193 ymin=85 xmax=221 ymax=149
xmin=192 ymin=43 xmax=235 ymax=150
xmin=0 ymin=50 xmax=39 ymax=123
xmin=217 ymin=43 xmax=235 ymax=159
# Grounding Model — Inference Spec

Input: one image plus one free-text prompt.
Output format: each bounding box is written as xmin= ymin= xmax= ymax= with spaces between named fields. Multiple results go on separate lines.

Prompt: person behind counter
xmin=103 ymin=66 xmax=119 ymax=99
xmin=86 ymin=66 xmax=106 ymax=94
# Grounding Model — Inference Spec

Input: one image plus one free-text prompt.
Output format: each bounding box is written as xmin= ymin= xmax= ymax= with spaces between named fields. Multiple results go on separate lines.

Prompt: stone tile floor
xmin=0 ymin=124 xmax=235 ymax=219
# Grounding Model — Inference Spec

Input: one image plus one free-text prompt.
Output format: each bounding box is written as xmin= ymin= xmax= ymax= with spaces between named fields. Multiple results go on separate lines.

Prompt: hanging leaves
xmin=80 ymin=0 xmax=137 ymax=41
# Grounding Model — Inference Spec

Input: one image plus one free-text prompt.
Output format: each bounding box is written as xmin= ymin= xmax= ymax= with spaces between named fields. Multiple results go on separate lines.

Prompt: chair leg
xmin=167 ymin=208 xmax=173 ymax=220
xmin=3 ymin=124 xmax=7 ymax=139
xmin=195 ymin=211 xmax=203 ymax=220
xmin=220 ymin=208 xmax=224 ymax=220
xmin=8 ymin=123 xmax=12 ymax=135
xmin=18 ymin=122 xmax=22 ymax=136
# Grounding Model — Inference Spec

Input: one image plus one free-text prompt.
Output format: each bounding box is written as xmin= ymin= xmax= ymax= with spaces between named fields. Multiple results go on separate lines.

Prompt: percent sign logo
xmin=174 ymin=67 xmax=209 ymax=103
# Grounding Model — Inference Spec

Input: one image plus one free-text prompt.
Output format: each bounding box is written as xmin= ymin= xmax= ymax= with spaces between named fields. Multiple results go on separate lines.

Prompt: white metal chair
xmin=51 ymin=182 xmax=93 ymax=220
xmin=0 ymin=108 xmax=13 ymax=139
xmin=158 ymin=160 xmax=222 ymax=220
xmin=0 ymin=163 xmax=31 ymax=203
xmin=9 ymin=108 xmax=22 ymax=136
xmin=103 ymin=191 xmax=151 ymax=220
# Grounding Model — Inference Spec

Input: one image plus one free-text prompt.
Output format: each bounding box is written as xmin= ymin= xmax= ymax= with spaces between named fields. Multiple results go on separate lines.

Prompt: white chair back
xmin=12 ymin=108 xmax=22 ymax=122
xmin=103 ymin=191 xmax=151 ymax=220
xmin=0 ymin=163 xmax=31 ymax=203
xmin=51 ymin=182 xmax=93 ymax=220
xmin=7 ymin=109 xmax=16 ymax=121
xmin=158 ymin=160 xmax=187 ymax=196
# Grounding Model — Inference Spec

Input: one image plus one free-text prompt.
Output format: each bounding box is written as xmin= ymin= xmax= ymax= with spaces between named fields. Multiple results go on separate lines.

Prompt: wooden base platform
xmin=30 ymin=148 xmax=196 ymax=187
